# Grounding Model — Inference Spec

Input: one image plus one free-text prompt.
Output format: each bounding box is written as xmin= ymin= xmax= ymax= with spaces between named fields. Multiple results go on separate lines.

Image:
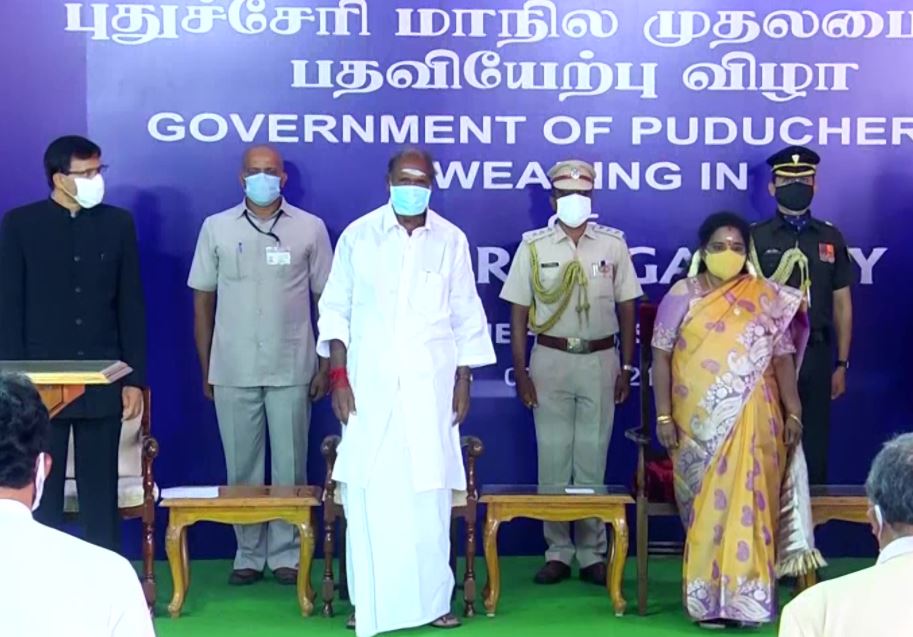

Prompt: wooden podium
xmin=0 ymin=361 xmax=132 ymax=417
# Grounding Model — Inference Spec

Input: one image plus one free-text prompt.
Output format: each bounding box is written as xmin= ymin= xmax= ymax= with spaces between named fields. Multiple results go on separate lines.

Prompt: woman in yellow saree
xmin=652 ymin=213 xmax=823 ymax=628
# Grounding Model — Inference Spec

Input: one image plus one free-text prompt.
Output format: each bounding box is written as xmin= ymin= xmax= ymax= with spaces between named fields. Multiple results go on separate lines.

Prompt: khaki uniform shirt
xmin=188 ymin=199 xmax=332 ymax=387
xmin=500 ymin=222 xmax=642 ymax=339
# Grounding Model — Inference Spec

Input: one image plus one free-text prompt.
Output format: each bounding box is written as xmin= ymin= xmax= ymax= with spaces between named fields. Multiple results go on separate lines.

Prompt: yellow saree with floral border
xmin=653 ymin=274 xmax=824 ymax=624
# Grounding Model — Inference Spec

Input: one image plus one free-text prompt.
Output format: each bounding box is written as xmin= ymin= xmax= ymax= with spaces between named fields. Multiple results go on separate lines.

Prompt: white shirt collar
xmin=877 ymin=535 xmax=913 ymax=565
xmin=381 ymin=203 xmax=434 ymax=233
xmin=0 ymin=498 xmax=32 ymax=518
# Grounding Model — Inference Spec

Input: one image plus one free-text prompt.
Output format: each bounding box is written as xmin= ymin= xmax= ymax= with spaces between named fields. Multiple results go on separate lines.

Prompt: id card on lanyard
xmin=244 ymin=210 xmax=290 ymax=266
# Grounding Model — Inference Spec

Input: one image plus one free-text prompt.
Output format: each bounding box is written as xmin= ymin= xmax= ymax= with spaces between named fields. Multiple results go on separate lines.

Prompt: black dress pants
xmin=34 ymin=416 xmax=122 ymax=553
xmin=799 ymin=337 xmax=833 ymax=486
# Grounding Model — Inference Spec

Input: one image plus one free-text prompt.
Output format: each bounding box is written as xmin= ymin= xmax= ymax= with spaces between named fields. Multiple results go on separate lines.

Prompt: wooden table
xmin=161 ymin=486 xmax=321 ymax=618
xmin=795 ymin=485 xmax=870 ymax=590
xmin=480 ymin=485 xmax=633 ymax=617
xmin=811 ymin=485 xmax=869 ymax=527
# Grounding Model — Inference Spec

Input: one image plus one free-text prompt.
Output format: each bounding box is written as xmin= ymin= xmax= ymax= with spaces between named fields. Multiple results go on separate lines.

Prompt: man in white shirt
xmin=0 ymin=373 xmax=154 ymax=637
xmin=779 ymin=432 xmax=913 ymax=636
xmin=317 ymin=148 xmax=496 ymax=637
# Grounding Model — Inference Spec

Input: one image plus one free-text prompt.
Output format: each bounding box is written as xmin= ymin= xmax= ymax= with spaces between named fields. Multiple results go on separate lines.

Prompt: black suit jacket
xmin=0 ymin=199 xmax=147 ymax=418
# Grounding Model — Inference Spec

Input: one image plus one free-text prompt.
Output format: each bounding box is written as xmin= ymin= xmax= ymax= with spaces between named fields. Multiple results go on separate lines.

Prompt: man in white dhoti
xmin=317 ymin=148 xmax=496 ymax=636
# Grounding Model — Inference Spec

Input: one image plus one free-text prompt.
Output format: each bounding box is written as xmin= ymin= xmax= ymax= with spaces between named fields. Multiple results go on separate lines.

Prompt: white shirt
xmin=0 ymin=499 xmax=155 ymax=637
xmin=779 ymin=536 xmax=913 ymax=637
xmin=317 ymin=204 xmax=496 ymax=491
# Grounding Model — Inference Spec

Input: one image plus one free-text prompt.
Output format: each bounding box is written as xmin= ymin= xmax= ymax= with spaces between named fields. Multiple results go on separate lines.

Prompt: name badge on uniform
xmin=592 ymin=260 xmax=613 ymax=279
xmin=818 ymin=243 xmax=835 ymax=263
xmin=540 ymin=262 xmax=559 ymax=269
xmin=265 ymin=246 xmax=291 ymax=266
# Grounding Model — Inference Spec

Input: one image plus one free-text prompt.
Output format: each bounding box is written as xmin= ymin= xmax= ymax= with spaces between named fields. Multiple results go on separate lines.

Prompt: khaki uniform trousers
xmin=529 ymin=344 xmax=619 ymax=568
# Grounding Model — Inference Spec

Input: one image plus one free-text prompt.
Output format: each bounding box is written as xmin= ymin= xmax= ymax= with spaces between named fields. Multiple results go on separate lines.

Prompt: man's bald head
xmin=242 ymin=145 xmax=284 ymax=173
xmin=239 ymin=145 xmax=287 ymax=196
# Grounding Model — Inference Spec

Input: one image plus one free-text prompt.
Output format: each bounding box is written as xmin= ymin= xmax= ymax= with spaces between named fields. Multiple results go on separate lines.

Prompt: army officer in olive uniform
xmin=750 ymin=146 xmax=853 ymax=485
xmin=500 ymin=160 xmax=642 ymax=586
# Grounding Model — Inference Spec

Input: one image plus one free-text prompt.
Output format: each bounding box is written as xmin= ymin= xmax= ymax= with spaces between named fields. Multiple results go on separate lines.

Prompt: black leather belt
xmin=537 ymin=335 xmax=615 ymax=354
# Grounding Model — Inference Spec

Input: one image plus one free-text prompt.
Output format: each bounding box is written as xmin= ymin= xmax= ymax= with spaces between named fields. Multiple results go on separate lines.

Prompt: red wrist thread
xmin=329 ymin=368 xmax=349 ymax=392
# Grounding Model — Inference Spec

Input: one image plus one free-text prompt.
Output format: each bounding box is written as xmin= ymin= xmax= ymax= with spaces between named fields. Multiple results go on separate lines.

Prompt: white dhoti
xmin=340 ymin=406 xmax=454 ymax=637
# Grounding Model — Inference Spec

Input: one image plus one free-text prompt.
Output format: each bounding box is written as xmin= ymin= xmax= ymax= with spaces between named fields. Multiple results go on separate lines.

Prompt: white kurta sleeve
xmin=449 ymin=233 xmax=496 ymax=368
xmin=316 ymin=230 xmax=354 ymax=359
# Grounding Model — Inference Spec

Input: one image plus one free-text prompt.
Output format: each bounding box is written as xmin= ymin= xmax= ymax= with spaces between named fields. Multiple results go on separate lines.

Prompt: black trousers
xmin=34 ymin=416 xmax=122 ymax=553
xmin=799 ymin=338 xmax=833 ymax=485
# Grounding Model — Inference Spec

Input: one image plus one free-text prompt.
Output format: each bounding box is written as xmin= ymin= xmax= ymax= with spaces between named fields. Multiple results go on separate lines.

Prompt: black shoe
xmin=579 ymin=562 xmax=607 ymax=586
xmin=533 ymin=561 xmax=571 ymax=584
xmin=273 ymin=567 xmax=298 ymax=586
xmin=228 ymin=568 xmax=264 ymax=586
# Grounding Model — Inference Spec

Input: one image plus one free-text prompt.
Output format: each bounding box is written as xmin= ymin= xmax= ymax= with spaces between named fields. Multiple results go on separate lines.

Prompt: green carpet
xmin=151 ymin=557 xmax=869 ymax=636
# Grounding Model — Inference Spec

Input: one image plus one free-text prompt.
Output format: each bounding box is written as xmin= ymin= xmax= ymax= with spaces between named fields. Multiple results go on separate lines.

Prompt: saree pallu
xmin=668 ymin=276 xmax=823 ymax=624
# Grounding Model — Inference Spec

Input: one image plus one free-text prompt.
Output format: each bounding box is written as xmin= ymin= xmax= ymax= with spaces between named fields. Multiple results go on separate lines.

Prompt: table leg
xmin=181 ymin=526 xmax=190 ymax=593
xmin=482 ymin=517 xmax=502 ymax=617
xmin=298 ymin=522 xmax=316 ymax=617
xmin=166 ymin=522 xmax=188 ymax=618
xmin=607 ymin=513 xmax=628 ymax=617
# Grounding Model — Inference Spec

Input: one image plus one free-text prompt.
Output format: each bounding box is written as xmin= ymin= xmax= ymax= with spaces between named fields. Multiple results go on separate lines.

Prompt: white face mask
xmin=555 ymin=193 xmax=595 ymax=228
xmin=70 ymin=174 xmax=105 ymax=209
xmin=32 ymin=453 xmax=47 ymax=512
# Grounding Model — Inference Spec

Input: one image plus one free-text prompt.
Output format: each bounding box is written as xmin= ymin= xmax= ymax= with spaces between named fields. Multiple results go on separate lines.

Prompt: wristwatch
xmin=836 ymin=360 xmax=850 ymax=370
xmin=622 ymin=365 xmax=637 ymax=375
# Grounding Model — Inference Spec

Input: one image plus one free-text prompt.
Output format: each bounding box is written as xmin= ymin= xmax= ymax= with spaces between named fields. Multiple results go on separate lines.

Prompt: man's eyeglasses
xmin=65 ymin=164 xmax=109 ymax=179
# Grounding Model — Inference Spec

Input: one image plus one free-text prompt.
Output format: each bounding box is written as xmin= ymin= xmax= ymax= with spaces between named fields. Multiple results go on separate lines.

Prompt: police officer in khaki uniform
xmin=500 ymin=160 xmax=642 ymax=586
xmin=750 ymin=146 xmax=854 ymax=486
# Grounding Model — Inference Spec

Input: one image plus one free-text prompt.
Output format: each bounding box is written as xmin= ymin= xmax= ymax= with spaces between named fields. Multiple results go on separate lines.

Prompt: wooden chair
xmin=63 ymin=388 xmax=159 ymax=609
xmin=624 ymin=303 xmax=683 ymax=616
xmin=320 ymin=435 xmax=484 ymax=618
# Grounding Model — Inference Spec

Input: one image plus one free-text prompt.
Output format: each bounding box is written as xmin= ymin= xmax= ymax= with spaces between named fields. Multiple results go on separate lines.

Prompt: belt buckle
xmin=566 ymin=337 xmax=587 ymax=354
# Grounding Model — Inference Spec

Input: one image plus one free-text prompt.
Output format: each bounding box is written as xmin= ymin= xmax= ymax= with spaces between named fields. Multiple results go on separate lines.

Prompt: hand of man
xmin=122 ymin=386 xmax=143 ymax=420
xmin=657 ymin=420 xmax=678 ymax=450
xmin=831 ymin=368 xmax=847 ymax=400
xmin=452 ymin=377 xmax=471 ymax=426
xmin=516 ymin=371 xmax=538 ymax=409
xmin=332 ymin=386 xmax=356 ymax=425
xmin=309 ymin=370 xmax=329 ymax=402
xmin=614 ymin=369 xmax=632 ymax=405
xmin=202 ymin=381 xmax=214 ymax=401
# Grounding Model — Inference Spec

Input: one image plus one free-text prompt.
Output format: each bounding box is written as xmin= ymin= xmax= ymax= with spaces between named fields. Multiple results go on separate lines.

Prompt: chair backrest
xmin=65 ymin=389 xmax=150 ymax=480
xmin=638 ymin=302 xmax=658 ymax=438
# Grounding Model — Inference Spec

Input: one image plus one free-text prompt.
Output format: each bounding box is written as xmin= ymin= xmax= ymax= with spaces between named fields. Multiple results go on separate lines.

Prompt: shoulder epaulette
xmin=522 ymin=227 xmax=552 ymax=244
xmin=592 ymin=224 xmax=625 ymax=240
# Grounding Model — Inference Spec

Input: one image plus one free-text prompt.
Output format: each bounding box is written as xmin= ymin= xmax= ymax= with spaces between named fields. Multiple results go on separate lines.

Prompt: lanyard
xmin=243 ymin=209 xmax=283 ymax=243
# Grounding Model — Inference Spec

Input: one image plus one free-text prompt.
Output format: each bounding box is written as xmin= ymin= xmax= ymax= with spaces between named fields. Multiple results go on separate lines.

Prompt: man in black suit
xmin=0 ymin=135 xmax=147 ymax=553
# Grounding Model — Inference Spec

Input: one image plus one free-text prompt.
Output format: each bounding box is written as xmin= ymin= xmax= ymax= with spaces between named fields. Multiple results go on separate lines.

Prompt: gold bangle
xmin=657 ymin=415 xmax=673 ymax=424
xmin=787 ymin=414 xmax=803 ymax=425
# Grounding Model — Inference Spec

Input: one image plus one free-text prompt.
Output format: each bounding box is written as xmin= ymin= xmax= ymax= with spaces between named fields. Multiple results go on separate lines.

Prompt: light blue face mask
xmin=245 ymin=173 xmax=282 ymax=206
xmin=389 ymin=185 xmax=431 ymax=217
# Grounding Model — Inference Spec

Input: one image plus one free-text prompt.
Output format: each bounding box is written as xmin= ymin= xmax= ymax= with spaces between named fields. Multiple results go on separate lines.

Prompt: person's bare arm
xmin=193 ymin=290 xmax=216 ymax=400
xmin=773 ymin=353 xmax=803 ymax=445
xmin=615 ymin=299 xmax=636 ymax=403
xmin=832 ymin=286 xmax=852 ymax=399
xmin=510 ymin=303 xmax=537 ymax=408
xmin=652 ymin=348 xmax=677 ymax=449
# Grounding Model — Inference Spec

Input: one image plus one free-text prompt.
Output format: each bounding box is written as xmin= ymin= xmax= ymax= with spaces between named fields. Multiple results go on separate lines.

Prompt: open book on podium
xmin=0 ymin=360 xmax=132 ymax=418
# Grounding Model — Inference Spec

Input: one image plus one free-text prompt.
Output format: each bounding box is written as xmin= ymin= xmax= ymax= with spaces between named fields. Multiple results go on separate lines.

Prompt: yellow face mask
xmin=704 ymin=249 xmax=746 ymax=281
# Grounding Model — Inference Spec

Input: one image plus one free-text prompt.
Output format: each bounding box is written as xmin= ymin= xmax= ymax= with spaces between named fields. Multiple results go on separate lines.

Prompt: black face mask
xmin=775 ymin=182 xmax=814 ymax=213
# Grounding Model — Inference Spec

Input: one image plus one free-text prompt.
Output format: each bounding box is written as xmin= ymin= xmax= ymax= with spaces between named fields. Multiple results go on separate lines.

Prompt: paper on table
xmin=564 ymin=487 xmax=596 ymax=495
xmin=160 ymin=486 xmax=221 ymax=499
